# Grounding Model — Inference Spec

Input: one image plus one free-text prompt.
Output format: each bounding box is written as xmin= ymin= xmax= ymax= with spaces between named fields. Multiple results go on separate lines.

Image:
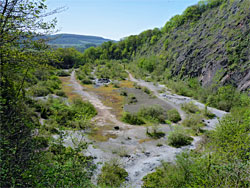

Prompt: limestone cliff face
xmin=138 ymin=0 xmax=250 ymax=91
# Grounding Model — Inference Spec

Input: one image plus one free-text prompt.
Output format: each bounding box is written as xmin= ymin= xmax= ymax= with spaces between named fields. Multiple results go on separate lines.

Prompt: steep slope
xmin=140 ymin=0 xmax=250 ymax=91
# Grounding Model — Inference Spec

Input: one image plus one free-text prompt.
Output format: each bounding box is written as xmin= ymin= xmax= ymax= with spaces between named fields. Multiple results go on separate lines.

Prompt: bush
xmin=30 ymin=85 xmax=50 ymax=97
xmin=122 ymin=112 xmax=145 ymax=125
xmin=203 ymin=104 xmax=216 ymax=119
xmin=138 ymin=105 xmax=167 ymax=123
xmin=181 ymin=102 xmax=200 ymax=114
xmin=167 ymin=109 xmax=181 ymax=123
xmin=55 ymin=90 xmax=66 ymax=97
xmin=182 ymin=114 xmax=204 ymax=134
xmin=80 ymin=78 xmax=92 ymax=85
xmin=57 ymin=70 xmax=70 ymax=77
xmin=142 ymin=86 xmax=152 ymax=95
xmin=167 ymin=128 xmax=193 ymax=148
xmin=97 ymin=160 xmax=128 ymax=187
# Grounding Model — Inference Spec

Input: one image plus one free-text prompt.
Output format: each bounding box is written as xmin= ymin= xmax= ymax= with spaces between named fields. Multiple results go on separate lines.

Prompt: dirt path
xmin=70 ymin=70 xmax=130 ymax=128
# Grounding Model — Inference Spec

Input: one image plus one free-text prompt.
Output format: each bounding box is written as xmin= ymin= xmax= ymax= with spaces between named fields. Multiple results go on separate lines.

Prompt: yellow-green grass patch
xmin=59 ymin=77 xmax=81 ymax=101
xmin=88 ymin=124 xmax=117 ymax=142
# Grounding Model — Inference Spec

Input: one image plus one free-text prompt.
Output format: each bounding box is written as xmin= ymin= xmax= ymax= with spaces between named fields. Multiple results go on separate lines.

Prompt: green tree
xmin=0 ymin=0 xmax=63 ymax=186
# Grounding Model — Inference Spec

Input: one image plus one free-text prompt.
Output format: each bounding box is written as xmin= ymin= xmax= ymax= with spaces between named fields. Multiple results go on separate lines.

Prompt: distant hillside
xmin=47 ymin=34 xmax=112 ymax=52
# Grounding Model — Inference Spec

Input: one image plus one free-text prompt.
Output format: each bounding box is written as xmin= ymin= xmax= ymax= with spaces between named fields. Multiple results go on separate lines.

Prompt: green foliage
xmin=144 ymin=106 xmax=250 ymax=187
xmin=138 ymin=105 xmax=167 ymax=123
xmin=182 ymin=114 xmax=204 ymax=134
xmin=76 ymin=64 xmax=94 ymax=85
xmin=122 ymin=112 xmax=145 ymax=125
xmin=22 ymin=141 xmax=95 ymax=187
xmin=167 ymin=127 xmax=193 ymax=148
xmin=54 ymin=89 xmax=66 ymax=97
xmin=95 ymin=60 xmax=127 ymax=80
xmin=210 ymin=107 xmax=250 ymax=160
xmin=138 ymin=56 xmax=160 ymax=73
xmin=37 ymin=97 xmax=97 ymax=130
xmin=56 ymin=69 xmax=71 ymax=77
xmin=29 ymin=75 xmax=62 ymax=97
xmin=181 ymin=102 xmax=201 ymax=114
xmin=97 ymin=160 xmax=128 ymax=187
xmin=142 ymin=86 xmax=152 ymax=95
xmin=207 ymin=85 xmax=247 ymax=112
xmin=53 ymin=47 xmax=84 ymax=68
xmin=166 ymin=109 xmax=181 ymax=123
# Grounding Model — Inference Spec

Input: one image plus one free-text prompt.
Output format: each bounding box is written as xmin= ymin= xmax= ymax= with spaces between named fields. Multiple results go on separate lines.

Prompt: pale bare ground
xmin=64 ymin=70 xmax=226 ymax=188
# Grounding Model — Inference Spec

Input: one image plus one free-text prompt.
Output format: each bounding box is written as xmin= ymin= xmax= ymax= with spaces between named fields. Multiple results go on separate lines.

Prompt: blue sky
xmin=46 ymin=0 xmax=200 ymax=40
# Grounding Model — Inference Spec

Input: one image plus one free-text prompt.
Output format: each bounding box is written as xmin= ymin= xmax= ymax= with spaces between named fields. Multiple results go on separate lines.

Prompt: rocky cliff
xmin=137 ymin=0 xmax=250 ymax=91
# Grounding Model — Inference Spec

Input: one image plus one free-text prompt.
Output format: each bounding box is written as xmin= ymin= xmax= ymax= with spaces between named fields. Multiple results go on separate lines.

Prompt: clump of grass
xmin=167 ymin=109 xmax=181 ymax=123
xmin=54 ymin=89 xmax=66 ymax=97
xmin=203 ymin=104 xmax=216 ymax=119
xmin=57 ymin=70 xmax=70 ymax=77
xmin=146 ymin=126 xmax=165 ymax=139
xmin=167 ymin=127 xmax=193 ymax=148
xmin=182 ymin=114 xmax=205 ymax=134
xmin=97 ymin=159 xmax=128 ymax=187
xmin=122 ymin=112 xmax=145 ymax=125
xmin=133 ymin=82 xmax=142 ymax=89
xmin=181 ymin=102 xmax=201 ymax=114
xmin=112 ymin=147 xmax=129 ymax=157
xmin=156 ymin=143 xmax=163 ymax=147
xmin=138 ymin=105 xmax=167 ymax=123
xmin=158 ymin=88 xmax=166 ymax=93
xmin=142 ymin=86 xmax=152 ymax=95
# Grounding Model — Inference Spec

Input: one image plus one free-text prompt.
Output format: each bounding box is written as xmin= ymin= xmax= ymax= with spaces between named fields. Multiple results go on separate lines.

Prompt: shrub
xmin=203 ymin=104 xmax=216 ymax=119
xmin=55 ymin=90 xmax=66 ymax=97
xmin=167 ymin=109 xmax=181 ymax=123
xmin=30 ymin=85 xmax=50 ymax=97
xmin=181 ymin=102 xmax=200 ymax=114
xmin=182 ymin=114 xmax=204 ymax=131
xmin=167 ymin=128 xmax=193 ymax=148
xmin=138 ymin=105 xmax=167 ymax=123
xmin=57 ymin=70 xmax=70 ymax=77
xmin=97 ymin=160 xmax=128 ymax=187
xmin=142 ymin=86 xmax=151 ymax=95
xmin=80 ymin=78 xmax=92 ymax=85
xmin=122 ymin=112 xmax=145 ymax=125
